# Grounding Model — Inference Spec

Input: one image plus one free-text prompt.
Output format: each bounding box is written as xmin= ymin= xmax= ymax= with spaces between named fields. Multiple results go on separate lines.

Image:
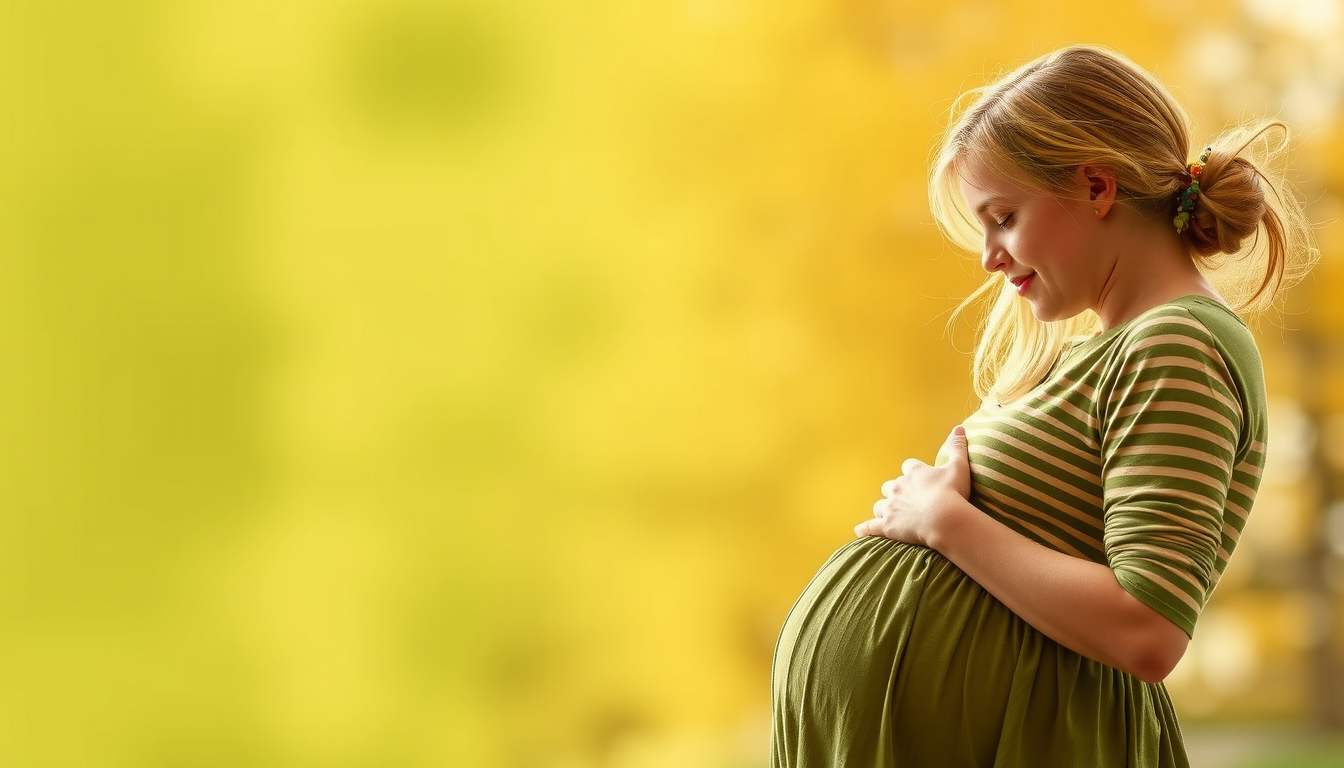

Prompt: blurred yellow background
xmin=3 ymin=0 xmax=1344 ymax=766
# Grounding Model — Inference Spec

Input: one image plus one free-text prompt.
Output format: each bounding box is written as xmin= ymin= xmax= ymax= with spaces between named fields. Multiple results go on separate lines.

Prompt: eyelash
xmin=995 ymin=214 xmax=1014 ymax=229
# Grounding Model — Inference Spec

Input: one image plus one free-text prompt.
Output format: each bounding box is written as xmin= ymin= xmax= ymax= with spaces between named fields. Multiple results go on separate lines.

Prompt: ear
xmin=1074 ymin=165 xmax=1118 ymax=218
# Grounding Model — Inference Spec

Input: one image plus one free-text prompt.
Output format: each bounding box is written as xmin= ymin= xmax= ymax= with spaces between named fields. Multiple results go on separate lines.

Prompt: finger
xmin=854 ymin=519 xmax=875 ymax=537
xmin=901 ymin=458 xmax=924 ymax=475
xmin=881 ymin=478 xmax=899 ymax=497
xmin=872 ymin=498 xmax=888 ymax=518
xmin=942 ymin=425 xmax=970 ymax=463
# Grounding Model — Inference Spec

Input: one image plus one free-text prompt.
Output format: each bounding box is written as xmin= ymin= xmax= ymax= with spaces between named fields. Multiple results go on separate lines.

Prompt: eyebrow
xmin=974 ymin=196 xmax=1010 ymax=215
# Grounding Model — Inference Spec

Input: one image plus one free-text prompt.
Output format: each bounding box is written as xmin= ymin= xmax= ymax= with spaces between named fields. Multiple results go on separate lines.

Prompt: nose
xmin=981 ymin=237 xmax=1009 ymax=274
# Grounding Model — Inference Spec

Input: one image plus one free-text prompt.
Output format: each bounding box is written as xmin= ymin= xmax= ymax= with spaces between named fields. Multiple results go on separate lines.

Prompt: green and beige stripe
xmin=960 ymin=299 xmax=1267 ymax=637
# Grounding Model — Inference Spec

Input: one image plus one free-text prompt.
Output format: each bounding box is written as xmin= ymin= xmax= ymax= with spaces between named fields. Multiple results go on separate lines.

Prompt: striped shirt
xmin=960 ymin=295 xmax=1267 ymax=636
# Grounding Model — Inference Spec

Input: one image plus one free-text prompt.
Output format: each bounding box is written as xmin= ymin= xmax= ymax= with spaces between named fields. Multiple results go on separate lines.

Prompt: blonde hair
xmin=929 ymin=45 xmax=1318 ymax=404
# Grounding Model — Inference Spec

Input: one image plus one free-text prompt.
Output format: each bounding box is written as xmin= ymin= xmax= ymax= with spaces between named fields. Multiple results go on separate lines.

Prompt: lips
xmin=1010 ymin=273 xmax=1035 ymax=295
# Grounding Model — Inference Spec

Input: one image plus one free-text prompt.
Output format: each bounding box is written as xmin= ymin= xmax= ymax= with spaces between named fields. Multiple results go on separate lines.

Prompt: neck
xmin=1093 ymin=209 xmax=1220 ymax=330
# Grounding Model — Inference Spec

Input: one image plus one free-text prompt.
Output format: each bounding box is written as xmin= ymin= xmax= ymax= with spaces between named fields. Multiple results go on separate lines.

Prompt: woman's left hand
xmin=855 ymin=425 xmax=973 ymax=547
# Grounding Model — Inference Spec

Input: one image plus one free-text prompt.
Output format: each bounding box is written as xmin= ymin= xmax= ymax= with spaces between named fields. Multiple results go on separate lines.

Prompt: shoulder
xmin=1091 ymin=297 xmax=1246 ymax=415
xmin=1120 ymin=297 xmax=1226 ymax=344
xmin=1099 ymin=296 xmax=1267 ymax=445
xmin=1109 ymin=296 xmax=1260 ymax=376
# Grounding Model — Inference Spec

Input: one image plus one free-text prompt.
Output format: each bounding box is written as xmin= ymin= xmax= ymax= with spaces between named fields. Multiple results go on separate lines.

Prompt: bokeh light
xmin=3 ymin=1 xmax=1344 ymax=766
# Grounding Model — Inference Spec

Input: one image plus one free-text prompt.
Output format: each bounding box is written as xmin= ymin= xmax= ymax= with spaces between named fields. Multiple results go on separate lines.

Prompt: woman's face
xmin=958 ymin=159 xmax=1108 ymax=323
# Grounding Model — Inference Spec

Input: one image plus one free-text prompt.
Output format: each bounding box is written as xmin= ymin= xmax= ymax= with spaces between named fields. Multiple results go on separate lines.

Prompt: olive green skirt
xmin=771 ymin=537 xmax=1188 ymax=767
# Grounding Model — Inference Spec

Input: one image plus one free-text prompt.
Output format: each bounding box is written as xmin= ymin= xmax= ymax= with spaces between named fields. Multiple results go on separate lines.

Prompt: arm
xmin=929 ymin=481 xmax=1188 ymax=682
xmin=856 ymin=426 xmax=1189 ymax=683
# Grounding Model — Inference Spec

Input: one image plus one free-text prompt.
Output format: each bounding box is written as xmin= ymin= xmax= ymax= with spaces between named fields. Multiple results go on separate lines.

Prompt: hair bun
xmin=1181 ymin=150 xmax=1266 ymax=257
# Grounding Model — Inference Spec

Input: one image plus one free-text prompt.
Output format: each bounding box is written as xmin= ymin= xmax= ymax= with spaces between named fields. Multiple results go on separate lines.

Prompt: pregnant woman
xmin=770 ymin=45 xmax=1318 ymax=767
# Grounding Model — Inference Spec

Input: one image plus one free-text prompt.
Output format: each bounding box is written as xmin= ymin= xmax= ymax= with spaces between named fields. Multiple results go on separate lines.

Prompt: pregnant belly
xmin=771 ymin=537 xmax=1030 ymax=764
xmin=771 ymin=537 xmax=1182 ymax=768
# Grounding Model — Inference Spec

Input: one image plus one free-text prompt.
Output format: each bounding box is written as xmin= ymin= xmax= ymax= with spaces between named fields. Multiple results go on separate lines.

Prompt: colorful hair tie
xmin=1173 ymin=147 xmax=1212 ymax=233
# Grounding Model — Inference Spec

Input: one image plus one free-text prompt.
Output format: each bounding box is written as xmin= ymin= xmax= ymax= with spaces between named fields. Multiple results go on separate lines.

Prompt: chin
xmin=1027 ymin=304 xmax=1064 ymax=323
xmin=1026 ymin=299 xmax=1083 ymax=324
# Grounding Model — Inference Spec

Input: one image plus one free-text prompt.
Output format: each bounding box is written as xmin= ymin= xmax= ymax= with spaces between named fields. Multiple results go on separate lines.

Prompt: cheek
xmin=1031 ymin=217 xmax=1089 ymax=271
xmin=1010 ymin=229 xmax=1051 ymax=263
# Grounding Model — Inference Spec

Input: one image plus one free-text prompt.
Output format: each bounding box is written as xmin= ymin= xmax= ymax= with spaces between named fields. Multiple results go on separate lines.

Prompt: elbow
xmin=1123 ymin=628 xmax=1189 ymax=684
xmin=1128 ymin=647 xmax=1183 ymax=684
xmin=1110 ymin=588 xmax=1191 ymax=683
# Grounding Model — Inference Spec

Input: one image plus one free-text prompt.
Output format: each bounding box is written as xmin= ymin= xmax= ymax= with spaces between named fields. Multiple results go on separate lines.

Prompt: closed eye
xmin=995 ymin=213 xmax=1014 ymax=229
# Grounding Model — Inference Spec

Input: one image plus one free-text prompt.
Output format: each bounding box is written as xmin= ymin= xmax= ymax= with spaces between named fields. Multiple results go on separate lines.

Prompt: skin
xmin=854 ymin=160 xmax=1225 ymax=683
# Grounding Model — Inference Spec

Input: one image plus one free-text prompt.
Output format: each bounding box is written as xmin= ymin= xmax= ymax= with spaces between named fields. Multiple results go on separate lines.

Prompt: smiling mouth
xmin=1010 ymin=273 xmax=1035 ymax=295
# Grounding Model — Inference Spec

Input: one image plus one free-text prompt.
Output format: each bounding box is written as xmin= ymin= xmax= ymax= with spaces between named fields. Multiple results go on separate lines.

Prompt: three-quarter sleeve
xmin=1099 ymin=310 xmax=1243 ymax=637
